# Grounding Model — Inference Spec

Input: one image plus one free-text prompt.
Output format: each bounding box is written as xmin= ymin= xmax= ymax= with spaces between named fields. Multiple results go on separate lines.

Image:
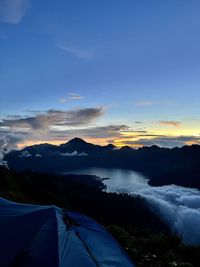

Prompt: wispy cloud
xmin=0 ymin=0 xmax=30 ymax=24
xmin=159 ymin=120 xmax=182 ymax=127
xmin=135 ymin=100 xmax=173 ymax=107
xmin=135 ymin=100 xmax=154 ymax=107
xmin=57 ymin=44 xmax=95 ymax=60
xmin=134 ymin=121 xmax=144 ymax=124
xmin=60 ymin=93 xmax=84 ymax=103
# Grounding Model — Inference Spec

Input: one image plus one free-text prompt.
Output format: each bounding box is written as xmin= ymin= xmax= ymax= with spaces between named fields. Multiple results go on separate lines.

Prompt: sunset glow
xmin=1 ymin=1 xmax=200 ymax=151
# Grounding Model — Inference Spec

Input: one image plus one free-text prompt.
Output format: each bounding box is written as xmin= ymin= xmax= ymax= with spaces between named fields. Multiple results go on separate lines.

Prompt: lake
xmin=65 ymin=167 xmax=148 ymax=193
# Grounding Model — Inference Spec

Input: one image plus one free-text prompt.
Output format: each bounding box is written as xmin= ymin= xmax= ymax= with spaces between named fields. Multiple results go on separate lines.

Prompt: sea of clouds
xmin=68 ymin=168 xmax=200 ymax=245
xmin=133 ymin=185 xmax=200 ymax=245
xmin=104 ymin=171 xmax=200 ymax=245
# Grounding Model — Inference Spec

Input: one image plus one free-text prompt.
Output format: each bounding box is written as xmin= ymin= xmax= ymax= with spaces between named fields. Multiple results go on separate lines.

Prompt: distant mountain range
xmin=4 ymin=138 xmax=200 ymax=190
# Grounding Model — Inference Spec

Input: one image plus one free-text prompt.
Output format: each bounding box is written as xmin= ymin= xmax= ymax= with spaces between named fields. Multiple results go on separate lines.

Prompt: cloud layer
xmin=49 ymin=124 xmax=130 ymax=140
xmin=135 ymin=185 xmax=200 ymax=245
xmin=0 ymin=107 xmax=105 ymax=153
xmin=0 ymin=106 xmax=200 ymax=152
xmin=105 ymin=173 xmax=200 ymax=245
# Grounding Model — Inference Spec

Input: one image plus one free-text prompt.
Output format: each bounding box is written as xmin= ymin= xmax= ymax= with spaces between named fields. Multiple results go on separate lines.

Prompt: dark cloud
xmin=0 ymin=107 xmax=105 ymax=130
xmin=48 ymin=124 xmax=130 ymax=139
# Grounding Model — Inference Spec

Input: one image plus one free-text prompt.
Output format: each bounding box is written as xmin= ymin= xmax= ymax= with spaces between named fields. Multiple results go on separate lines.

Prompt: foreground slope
xmin=1 ymin=166 xmax=200 ymax=266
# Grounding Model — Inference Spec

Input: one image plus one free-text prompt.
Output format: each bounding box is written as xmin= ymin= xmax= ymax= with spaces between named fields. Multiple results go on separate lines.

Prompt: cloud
xmin=0 ymin=132 xmax=25 ymax=166
xmin=134 ymin=100 xmax=173 ymax=107
xmin=133 ymin=185 xmax=200 ymax=245
xmin=159 ymin=120 xmax=182 ymax=127
xmin=107 ymin=176 xmax=200 ymax=245
xmin=134 ymin=121 xmax=144 ymax=124
xmin=59 ymin=151 xmax=88 ymax=157
xmin=49 ymin=124 xmax=130 ymax=140
xmin=0 ymin=0 xmax=30 ymax=24
xmin=135 ymin=100 xmax=154 ymax=107
xmin=35 ymin=154 xmax=42 ymax=157
xmin=60 ymin=93 xmax=84 ymax=103
xmin=57 ymin=44 xmax=95 ymax=60
xmin=122 ymin=135 xmax=200 ymax=148
xmin=67 ymin=93 xmax=84 ymax=100
xmin=0 ymin=107 xmax=105 ymax=130
xmin=18 ymin=150 xmax=32 ymax=157
xmin=0 ymin=132 xmax=25 ymax=152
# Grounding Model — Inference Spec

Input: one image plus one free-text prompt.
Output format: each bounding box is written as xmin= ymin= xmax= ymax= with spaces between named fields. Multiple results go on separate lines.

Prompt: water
xmin=65 ymin=167 xmax=148 ymax=193
xmin=65 ymin=167 xmax=200 ymax=245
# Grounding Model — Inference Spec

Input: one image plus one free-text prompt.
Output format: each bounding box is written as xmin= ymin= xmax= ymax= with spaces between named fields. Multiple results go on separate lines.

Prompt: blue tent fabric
xmin=0 ymin=198 xmax=134 ymax=267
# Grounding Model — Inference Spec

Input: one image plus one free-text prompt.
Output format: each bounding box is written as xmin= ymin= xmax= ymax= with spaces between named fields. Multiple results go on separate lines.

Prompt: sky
xmin=1 ymin=0 xmax=200 ymax=150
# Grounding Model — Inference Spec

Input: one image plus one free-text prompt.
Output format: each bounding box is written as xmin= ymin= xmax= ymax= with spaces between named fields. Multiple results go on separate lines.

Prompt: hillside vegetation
xmin=0 ymin=166 xmax=200 ymax=266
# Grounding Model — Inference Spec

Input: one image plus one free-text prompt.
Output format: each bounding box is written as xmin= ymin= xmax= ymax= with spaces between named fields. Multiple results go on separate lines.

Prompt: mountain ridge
xmin=3 ymin=138 xmax=200 ymax=190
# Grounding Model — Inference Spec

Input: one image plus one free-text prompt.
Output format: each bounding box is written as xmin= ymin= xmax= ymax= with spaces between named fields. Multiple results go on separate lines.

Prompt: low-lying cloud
xmin=0 ymin=133 xmax=25 ymax=153
xmin=136 ymin=185 xmax=200 ymax=245
xmin=18 ymin=150 xmax=32 ymax=158
xmin=106 ymin=174 xmax=200 ymax=245
xmin=59 ymin=151 xmax=88 ymax=157
xmin=0 ymin=132 xmax=25 ymax=166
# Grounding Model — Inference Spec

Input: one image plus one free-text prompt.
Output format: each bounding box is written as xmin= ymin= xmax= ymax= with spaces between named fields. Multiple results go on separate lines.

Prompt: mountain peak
xmin=104 ymin=144 xmax=116 ymax=150
xmin=68 ymin=138 xmax=87 ymax=145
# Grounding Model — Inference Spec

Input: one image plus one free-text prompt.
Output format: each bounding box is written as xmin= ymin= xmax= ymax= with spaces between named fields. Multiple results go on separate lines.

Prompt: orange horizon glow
xmin=17 ymin=131 xmax=200 ymax=150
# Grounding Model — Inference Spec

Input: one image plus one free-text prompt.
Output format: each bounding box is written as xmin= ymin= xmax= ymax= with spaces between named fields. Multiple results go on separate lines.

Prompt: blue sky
xmin=1 ymin=0 xmax=200 ymax=149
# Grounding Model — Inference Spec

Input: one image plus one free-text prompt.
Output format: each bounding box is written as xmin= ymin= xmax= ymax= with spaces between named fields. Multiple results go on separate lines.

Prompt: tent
xmin=0 ymin=198 xmax=134 ymax=267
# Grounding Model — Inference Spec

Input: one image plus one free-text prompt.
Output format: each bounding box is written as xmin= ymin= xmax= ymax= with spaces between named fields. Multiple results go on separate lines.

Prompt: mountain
xmin=4 ymin=139 xmax=200 ymax=190
xmin=59 ymin=137 xmax=102 ymax=153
